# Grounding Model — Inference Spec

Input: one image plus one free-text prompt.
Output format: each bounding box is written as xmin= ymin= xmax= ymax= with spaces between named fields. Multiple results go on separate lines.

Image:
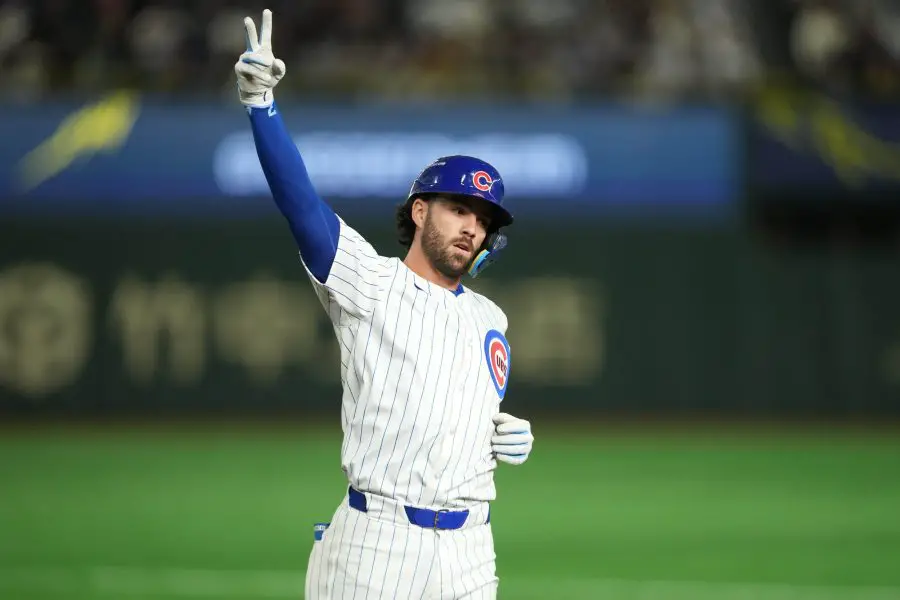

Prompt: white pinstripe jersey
xmin=301 ymin=217 xmax=510 ymax=511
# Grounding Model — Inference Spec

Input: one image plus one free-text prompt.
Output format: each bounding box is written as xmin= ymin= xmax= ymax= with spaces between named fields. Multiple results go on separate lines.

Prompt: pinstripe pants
xmin=305 ymin=493 xmax=497 ymax=600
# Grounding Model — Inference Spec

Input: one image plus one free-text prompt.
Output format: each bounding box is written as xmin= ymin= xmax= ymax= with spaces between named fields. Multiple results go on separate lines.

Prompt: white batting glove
xmin=234 ymin=9 xmax=286 ymax=108
xmin=491 ymin=412 xmax=534 ymax=466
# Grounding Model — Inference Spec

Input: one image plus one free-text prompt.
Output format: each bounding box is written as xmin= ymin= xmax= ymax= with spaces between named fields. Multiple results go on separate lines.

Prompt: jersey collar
xmin=403 ymin=261 xmax=466 ymax=297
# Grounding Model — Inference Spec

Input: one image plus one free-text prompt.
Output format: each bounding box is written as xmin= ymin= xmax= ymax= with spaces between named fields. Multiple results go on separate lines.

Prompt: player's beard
xmin=421 ymin=213 xmax=472 ymax=280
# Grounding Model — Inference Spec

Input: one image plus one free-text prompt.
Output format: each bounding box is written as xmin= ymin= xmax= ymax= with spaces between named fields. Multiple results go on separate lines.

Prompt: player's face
xmin=421 ymin=198 xmax=491 ymax=279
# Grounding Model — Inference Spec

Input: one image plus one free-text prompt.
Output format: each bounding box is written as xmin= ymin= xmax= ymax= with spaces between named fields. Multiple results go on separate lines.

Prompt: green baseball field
xmin=2 ymin=422 xmax=899 ymax=600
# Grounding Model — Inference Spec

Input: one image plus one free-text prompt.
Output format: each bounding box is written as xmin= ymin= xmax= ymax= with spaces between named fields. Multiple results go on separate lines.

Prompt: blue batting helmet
xmin=407 ymin=155 xmax=513 ymax=228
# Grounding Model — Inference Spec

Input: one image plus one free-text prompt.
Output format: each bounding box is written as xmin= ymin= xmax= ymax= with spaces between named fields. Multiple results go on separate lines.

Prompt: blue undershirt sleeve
xmin=247 ymin=103 xmax=340 ymax=283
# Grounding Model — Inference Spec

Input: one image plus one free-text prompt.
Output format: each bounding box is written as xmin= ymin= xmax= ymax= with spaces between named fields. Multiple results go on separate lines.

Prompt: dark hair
xmin=395 ymin=198 xmax=417 ymax=249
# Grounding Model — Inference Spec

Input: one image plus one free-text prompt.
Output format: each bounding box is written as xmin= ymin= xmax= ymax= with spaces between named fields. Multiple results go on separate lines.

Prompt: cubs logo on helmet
xmin=472 ymin=170 xmax=494 ymax=192
xmin=483 ymin=329 xmax=510 ymax=399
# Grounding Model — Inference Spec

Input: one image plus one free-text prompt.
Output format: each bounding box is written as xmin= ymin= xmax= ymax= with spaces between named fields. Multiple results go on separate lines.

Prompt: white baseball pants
xmin=304 ymin=490 xmax=497 ymax=599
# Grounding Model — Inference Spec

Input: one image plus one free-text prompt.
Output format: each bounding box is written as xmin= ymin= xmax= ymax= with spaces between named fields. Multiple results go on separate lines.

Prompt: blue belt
xmin=348 ymin=486 xmax=484 ymax=530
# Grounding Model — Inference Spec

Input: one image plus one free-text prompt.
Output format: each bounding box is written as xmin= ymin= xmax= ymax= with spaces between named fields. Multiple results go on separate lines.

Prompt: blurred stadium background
xmin=1 ymin=1 xmax=900 ymax=599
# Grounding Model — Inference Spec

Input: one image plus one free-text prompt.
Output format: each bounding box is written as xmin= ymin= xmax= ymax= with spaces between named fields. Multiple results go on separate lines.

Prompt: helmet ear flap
xmin=467 ymin=231 xmax=507 ymax=278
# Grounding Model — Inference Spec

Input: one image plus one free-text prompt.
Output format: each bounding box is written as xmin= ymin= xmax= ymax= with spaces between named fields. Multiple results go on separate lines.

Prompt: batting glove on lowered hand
xmin=234 ymin=9 xmax=285 ymax=108
xmin=491 ymin=413 xmax=534 ymax=466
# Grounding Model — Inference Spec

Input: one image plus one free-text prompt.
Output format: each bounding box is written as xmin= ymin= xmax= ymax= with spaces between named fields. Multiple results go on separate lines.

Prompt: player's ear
xmin=410 ymin=197 xmax=428 ymax=229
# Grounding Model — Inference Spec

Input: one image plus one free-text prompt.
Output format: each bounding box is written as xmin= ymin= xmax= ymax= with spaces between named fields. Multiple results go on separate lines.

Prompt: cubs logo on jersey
xmin=483 ymin=329 xmax=510 ymax=399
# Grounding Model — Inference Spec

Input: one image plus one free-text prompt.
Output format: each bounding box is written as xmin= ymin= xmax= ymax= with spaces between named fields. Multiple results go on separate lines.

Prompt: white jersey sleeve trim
xmin=300 ymin=216 xmax=387 ymax=322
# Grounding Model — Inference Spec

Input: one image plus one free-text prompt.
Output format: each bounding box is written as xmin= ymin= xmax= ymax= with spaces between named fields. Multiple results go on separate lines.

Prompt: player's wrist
xmin=238 ymin=88 xmax=275 ymax=108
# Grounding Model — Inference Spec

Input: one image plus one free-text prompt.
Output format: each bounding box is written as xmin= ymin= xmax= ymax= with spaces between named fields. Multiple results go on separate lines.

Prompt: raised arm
xmin=235 ymin=9 xmax=338 ymax=284
xmin=234 ymin=10 xmax=385 ymax=319
xmin=247 ymin=105 xmax=340 ymax=283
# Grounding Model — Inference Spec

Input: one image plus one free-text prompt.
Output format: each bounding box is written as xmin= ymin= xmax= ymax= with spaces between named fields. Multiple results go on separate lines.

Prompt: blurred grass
xmin=1 ymin=422 xmax=899 ymax=599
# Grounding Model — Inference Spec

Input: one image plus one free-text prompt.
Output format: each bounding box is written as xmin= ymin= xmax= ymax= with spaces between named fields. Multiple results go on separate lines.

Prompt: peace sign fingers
xmin=235 ymin=9 xmax=283 ymax=107
xmin=244 ymin=9 xmax=273 ymax=53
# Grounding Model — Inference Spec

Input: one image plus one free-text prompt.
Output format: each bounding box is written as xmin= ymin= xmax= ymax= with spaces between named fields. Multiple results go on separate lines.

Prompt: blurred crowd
xmin=0 ymin=0 xmax=898 ymax=103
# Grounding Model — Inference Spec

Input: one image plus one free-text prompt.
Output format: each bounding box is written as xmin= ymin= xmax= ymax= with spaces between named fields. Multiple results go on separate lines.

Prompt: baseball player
xmin=235 ymin=10 xmax=534 ymax=599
